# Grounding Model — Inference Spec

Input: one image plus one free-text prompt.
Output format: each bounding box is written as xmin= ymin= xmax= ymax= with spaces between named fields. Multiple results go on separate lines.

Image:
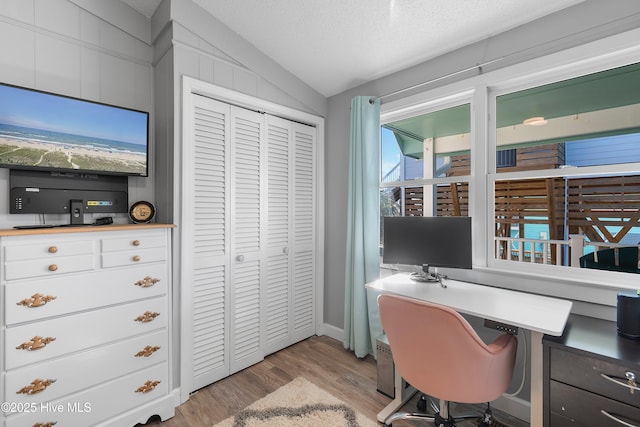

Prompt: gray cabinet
xmin=544 ymin=315 xmax=640 ymax=426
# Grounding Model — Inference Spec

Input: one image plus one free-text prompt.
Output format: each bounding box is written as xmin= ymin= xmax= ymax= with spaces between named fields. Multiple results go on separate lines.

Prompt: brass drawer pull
xmin=134 ymin=311 xmax=160 ymax=323
xmin=134 ymin=276 xmax=160 ymax=288
xmin=16 ymin=378 xmax=56 ymax=395
xmin=48 ymin=264 xmax=58 ymax=272
xmin=17 ymin=293 xmax=57 ymax=308
xmin=132 ymin=239 xmax=141 ymax=246
xmin=132 ymin=255 xmax=141 ymax=262
xmin=48 ymin=246 xmax=58 ymax=254
xmin=135 ymin=380 xmax=160 ymax=393
xmin=16 ymin=336 xmax=56 ymax=351
xmin=135 ymin=345 xmax=161 ymax=358
xmin=34 ymin=423 xmax=58 ymax=427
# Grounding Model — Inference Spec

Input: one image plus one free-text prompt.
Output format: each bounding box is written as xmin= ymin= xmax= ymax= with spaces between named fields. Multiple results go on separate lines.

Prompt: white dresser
xmin=0 ymin=224 xmax=175 ymax=427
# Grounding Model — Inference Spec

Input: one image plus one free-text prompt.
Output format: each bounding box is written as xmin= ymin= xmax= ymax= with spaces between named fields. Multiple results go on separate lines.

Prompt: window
xmin=380 ymin=103 xmax=472 ymax=266
xmin=492 ymin=62 xmax=640 ymax=272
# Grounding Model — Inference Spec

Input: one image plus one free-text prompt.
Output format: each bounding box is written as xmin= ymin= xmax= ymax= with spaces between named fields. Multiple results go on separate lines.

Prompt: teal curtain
xmin=344 ymin=96 xmax=382 ymax=358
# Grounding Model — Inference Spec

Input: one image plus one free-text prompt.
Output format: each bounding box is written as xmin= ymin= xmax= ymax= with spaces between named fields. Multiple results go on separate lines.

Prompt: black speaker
xmin=617 ymin=290 xmax=640 ymax=339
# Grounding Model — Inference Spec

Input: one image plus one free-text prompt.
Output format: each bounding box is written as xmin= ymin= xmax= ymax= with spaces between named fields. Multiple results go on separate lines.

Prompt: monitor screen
xmin=383 ymin=216 xmax=472 ymax=269
xmin=0 ymin=83 xmax=149 ymax=176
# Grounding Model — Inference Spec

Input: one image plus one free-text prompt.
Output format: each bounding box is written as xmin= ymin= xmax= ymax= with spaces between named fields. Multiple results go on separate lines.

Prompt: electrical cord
xmin=503 ymin=328 xmax=528 ymax=397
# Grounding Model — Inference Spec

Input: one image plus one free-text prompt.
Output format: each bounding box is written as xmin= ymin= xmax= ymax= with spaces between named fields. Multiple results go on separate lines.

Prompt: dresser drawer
xmin=5 ymin=330 xmax=167 ymax=405
xmin=101 ymin=246 xmax=167 ymax=268
xmin=550 ymin=347 xmax=640 ymax=408
xmin=5 ymin=362 xmax=168 ymax=427
xmin=101 ymin=233 xmax=167 ymax=252
xmin=4 ymin=253 xmax=95 ymax=281
xmin=5 ymin=297 xmax=167 ymax=370
xmin=4 ymin=239 xmax=94 ymax=261
xmin=5 ymin=264 xmax=168 ymax=325
xmin=549 ymin=380 xmax=640 ymax=426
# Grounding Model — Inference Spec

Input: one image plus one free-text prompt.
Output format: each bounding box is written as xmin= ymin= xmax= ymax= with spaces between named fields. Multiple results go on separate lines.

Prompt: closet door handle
xmin=283 ymin=247 xmax=289 ymax=254
xmin=236 ymin=254 xmax=245 ymax=262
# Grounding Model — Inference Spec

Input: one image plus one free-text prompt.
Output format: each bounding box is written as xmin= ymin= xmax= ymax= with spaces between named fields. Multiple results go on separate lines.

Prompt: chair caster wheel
xmin=416 ymin=394 xmax=427 ymax=412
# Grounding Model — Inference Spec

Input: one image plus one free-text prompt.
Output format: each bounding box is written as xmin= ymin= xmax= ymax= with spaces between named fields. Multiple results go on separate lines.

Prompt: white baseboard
xmin=320 ymin=323 xmax=344 ymax=342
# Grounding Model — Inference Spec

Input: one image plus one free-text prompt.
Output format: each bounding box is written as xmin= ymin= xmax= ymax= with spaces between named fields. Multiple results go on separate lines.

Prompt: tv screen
xmin=383 ymin=216 xmax=472 ymax=269
xmin=0 ymin=83 xmax=149 ymax=176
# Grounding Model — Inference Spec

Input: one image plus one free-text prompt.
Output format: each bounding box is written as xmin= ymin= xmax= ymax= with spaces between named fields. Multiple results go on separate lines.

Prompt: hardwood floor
xmin=139 ymin=335 xmax=528 ymax=427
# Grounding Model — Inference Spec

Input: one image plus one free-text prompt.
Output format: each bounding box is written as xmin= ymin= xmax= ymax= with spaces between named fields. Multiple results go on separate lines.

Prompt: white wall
xmin=0 ymin=0 xmax=155 ymax=227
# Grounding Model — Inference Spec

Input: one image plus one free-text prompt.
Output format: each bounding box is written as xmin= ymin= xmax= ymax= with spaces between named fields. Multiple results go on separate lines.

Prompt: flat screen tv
xmin=383 ymin=216 xmax=472 ymax=282
xmin=0 ymin=82 xmax=149 ymax=177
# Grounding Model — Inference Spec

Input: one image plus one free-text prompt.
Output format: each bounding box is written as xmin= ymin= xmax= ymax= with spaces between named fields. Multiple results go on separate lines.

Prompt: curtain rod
xmin=372 ymin=56 xmax=506 ymax=104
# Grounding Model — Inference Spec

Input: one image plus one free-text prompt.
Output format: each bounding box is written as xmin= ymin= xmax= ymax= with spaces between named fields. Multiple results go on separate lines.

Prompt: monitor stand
xmin=409 ymin=264 xmax=447 ymax=288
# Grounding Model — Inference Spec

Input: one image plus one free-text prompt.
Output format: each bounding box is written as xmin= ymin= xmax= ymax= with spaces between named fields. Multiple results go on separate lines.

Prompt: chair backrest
xmin=378 ymin=294 xmax=517 ymax=403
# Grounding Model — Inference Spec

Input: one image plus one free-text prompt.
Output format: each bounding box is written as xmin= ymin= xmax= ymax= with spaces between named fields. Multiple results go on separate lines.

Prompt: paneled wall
xmin=0 ymin=0 xmax=155 ymax=227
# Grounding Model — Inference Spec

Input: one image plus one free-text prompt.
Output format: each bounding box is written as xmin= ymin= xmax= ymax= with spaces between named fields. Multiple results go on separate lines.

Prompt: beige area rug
xmin=213 ymin=377 xmax=379 ymax=427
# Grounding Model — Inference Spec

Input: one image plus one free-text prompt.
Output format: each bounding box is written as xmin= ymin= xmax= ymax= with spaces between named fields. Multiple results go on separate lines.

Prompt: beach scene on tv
xmin=0 ymin=84 xmax=148 ymax=176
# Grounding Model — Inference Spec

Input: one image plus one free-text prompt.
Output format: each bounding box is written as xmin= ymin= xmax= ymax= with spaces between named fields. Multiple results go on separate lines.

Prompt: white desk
xmin=366 ymin=273 xmax=572 ymax=427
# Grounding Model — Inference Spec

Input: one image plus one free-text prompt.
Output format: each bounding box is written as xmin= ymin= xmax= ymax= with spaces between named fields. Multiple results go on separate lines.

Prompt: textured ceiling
xmin=122 ymin=0 xmax=585 ymax=97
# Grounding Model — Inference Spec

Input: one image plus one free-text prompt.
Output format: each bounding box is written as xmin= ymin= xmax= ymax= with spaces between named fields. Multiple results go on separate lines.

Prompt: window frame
xmin=380 ymin=26 xmax=640 ymax=300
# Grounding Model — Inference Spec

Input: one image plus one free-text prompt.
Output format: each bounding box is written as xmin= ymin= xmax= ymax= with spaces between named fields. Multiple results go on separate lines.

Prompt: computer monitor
xmin=383 ymin=216 xmax=472 ymax=282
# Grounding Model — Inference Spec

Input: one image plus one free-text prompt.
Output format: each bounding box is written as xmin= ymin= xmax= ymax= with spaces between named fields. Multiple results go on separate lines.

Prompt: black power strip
xmin=484 ymin=319 xmax=519 ymax=335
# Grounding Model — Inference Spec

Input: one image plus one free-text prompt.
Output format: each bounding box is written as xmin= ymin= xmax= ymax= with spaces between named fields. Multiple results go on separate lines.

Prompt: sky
xmin=0 ymin=84 xmax=148 ymax=146
xmin=381 ymin=127 xmax=401 ymax=179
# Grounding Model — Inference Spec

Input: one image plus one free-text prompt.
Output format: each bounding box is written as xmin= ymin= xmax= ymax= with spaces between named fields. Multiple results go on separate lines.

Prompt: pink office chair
xmin=378 ymin=294 xmax=518 ymax=427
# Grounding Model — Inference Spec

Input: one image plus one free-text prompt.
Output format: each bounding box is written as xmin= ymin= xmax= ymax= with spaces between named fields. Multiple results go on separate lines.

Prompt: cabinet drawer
xmin=4 ymin=253 xmax=94 ymax=280
xmin=550 ymin=380 xmax=640 ymax=426
xmin=550 ymin=347 xmax=640 ymax=408
xmin=5 ymin=330 xmax=167 ymax=404
xmin=101 ymin=246 xmax=166 ymax=268
xmin=5 ymin=362 xmax=168 ymax=427
xmin=5 ymin=297 xmax=167 ymax=369
xmin=4 ymin=239 xmax=94 ymax=261
xmin=5 ymin=264 xmax=168 ymax=325
xmin=101 ymin=233 xmax=167 ymax=252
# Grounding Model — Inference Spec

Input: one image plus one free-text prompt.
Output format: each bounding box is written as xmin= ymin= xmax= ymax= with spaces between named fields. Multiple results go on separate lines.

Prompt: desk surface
xmin=366 ymin=273 xmax=572 ymax=336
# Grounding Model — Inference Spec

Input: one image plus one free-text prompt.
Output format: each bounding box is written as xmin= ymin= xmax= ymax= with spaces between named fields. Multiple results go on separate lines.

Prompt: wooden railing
xmin=495 ymin=234 xmax=636 ymax=267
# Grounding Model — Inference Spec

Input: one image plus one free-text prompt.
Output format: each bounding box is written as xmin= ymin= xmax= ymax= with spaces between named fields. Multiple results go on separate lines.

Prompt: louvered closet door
xmin=228 ymin=106 xmax=264 ymax=374
xmin=189 ymin=95 xmax=231 ymax=390
xmin=264 ymin=115 xmax=292 ymax=354
xmin=291 ymin=122 xmax=316 ymax=343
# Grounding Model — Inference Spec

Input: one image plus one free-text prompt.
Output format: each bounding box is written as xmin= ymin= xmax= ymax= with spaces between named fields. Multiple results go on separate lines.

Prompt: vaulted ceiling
xmin=120 ymin=0 xmax=585 ymax=97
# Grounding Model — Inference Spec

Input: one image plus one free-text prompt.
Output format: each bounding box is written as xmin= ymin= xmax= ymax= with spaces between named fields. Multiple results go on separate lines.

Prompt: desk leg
xmin=376 ymin=367 xmax=416 ymax=423
xmin=530 ymin=330 xmax=543 ymax=427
